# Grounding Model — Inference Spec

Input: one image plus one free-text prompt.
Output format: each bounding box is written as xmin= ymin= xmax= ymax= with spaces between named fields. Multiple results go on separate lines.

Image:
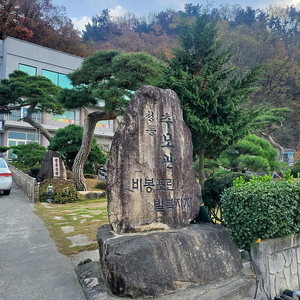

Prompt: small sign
xmin=52 ymin=157 xmax=60 ymax=178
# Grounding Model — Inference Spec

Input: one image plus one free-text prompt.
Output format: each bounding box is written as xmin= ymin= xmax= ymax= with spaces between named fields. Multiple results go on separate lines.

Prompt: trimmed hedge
xmin=94 ymin=180 xmax=107 ymax=190
xmin=221 ymin=180 xmax=300 ymax=250
xmin=290 ymin=167 xmax=300 ymax=178
xmin=66 ymin=170 xmax=73 ymax=179
xmin=30 ymin=166 xmax=41 ymax=178
xmin=38 ymin=179 xmax=78 ymax=204
xmin=202 ymin=172 xmax=251 ymax=223
xmin=84 ymin=173 xmax=97 ymax=179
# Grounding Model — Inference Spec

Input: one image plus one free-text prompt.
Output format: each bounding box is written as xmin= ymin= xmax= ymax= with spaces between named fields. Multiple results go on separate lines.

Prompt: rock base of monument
xmin=97 ymin=223 xmax=243 ymax=299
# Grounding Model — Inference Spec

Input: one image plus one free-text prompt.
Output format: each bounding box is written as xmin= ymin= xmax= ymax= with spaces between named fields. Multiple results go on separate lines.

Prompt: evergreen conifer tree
xmin=160 ymin=14 xmax=263 ymax=187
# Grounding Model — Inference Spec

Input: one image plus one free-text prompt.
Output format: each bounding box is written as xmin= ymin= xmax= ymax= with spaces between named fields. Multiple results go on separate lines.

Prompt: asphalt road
xmin=0 ymin=184 xmax=86 ymax=300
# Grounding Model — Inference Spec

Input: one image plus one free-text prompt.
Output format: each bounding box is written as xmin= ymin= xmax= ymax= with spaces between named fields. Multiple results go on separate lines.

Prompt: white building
xmin=0 ymin=37 xmax=115 ymax=159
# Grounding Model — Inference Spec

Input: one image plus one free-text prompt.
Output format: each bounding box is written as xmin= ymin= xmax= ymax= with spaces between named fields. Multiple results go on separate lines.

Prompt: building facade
xmin=0 ymin=37 xmax=115 ymax=159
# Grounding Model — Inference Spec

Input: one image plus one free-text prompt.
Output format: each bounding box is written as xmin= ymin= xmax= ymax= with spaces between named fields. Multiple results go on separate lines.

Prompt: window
xmin=42 ymin=69 xmax=72 ymax=88
xmin=96 ymin=120 xmax=110 ymax=128
xmin=52 ymin=110 xmax=75 ymax=121
xmin=42 ymin=69 xmax=58 ymax=85
xmin=8 ymin=132 xmax=26 ymax=140
xmin=7 ymin=131 xmax=39 ymax=160
xmin=58 ymin=74 xmax=72 ymax=89
xmin=8 ymin=108 xmax=41 ymax=123
xmin=0 ymin=160 xmax=7 ymax=168
xmin=19 ymin=64 xmax=37 ymax=76
xmin=8 ymin=131 xmax=39 ymax=142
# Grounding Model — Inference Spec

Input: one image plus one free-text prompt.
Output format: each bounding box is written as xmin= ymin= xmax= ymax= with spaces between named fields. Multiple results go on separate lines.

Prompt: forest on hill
xmin=1 ymin=0 xmax=300 ymax=149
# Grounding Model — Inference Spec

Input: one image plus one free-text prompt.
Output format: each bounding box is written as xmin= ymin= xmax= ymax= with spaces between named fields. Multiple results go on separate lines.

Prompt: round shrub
xmin=84 ymin=161 xmax=96 ymax=175
xmin=30 ymin=166 xmax=41 ymax=178
xmin=290 ymin=167 xmax=300 ymax=178
xmin=38 ymin=179 xmax=78 ymax=204
xmin=202 ymin=172 xmax=251 ymax=223
xmin=84 ymin=173 xmax=97 ymax=179
xmin=66 ymin=170 xmax=73 ymax=179
xmin=222 ymin=181 xmax=300 ymax=250
xmin=94 ymin=180 xmax=107 ymax=190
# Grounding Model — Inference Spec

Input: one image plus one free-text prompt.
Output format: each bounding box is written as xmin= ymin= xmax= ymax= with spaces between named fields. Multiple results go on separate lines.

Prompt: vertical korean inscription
xmin=52 ymin=157 xmax=60 ymax=177
xmin=130 ymin=109 xmax=193 ymax=216
xmin=108 ymin=86 xmax=201 ymax=233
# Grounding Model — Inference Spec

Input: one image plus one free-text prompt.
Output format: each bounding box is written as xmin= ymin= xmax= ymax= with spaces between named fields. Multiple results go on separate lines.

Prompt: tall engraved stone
xmin=107 ymin=85 xmax=201 ymax=234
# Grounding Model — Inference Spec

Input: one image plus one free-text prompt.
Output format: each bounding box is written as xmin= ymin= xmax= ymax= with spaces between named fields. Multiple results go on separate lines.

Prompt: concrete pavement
xmin=0 ymin=184 xmax=86 ymax=300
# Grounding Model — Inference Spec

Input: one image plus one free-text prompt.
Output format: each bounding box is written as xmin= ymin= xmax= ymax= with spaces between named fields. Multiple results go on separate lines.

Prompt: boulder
xmin=97 ymin=223 xmax=242 ymax=298
xmin=107 ymin=86 xmax=201 ymax=234
xmin=37 ymin=150 xmax=66 ymax=182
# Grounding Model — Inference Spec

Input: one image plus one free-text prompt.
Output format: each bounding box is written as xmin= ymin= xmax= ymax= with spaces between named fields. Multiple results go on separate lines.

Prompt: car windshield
xmin=0 ymin=160 xmax=7 ymax=168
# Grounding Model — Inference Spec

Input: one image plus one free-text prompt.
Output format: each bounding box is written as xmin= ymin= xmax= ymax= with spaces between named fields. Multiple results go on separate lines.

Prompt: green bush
xmin=38 ymin=179 xmax=78 ymax=204
xmin=94 ymin=180 xmax=107 ymax=190
xmin=202 ymin=172 xmax=251 ymax=223
xmin=84 ymin=161 xmax=95 ymax=175
xmin=293 ymin=161 xmax=300 ymax=167
xmin=221 ymin=180 xmax=300 ymax=250
xmin=290 ymin=167 xmax=300 ymax=178
xmin=30 ymin=166 xmax=40 ymax=178
xmin=66 ymin=170 xmax=73 ymax=179
xmin=9 ymin=162 xmax=29 ymax=171
xmin=11 ymin=143 xmax=46 ymax=167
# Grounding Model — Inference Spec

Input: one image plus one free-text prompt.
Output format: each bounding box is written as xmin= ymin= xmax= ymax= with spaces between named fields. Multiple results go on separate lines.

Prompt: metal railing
xmin=10 ymin=165 xmax=39 ymax=203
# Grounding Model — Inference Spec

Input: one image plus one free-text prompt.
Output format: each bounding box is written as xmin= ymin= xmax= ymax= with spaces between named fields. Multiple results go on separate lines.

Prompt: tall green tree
xmin=58 ymin=50 xmax=166 ymax=190
xmin=10 ymin=143 xmax=47 ymax=167
xmin=257 ymin=107 xmax=292 ymax=161
xmin=48 ymin=124 xmax=106 ymax=170
xmin=160 ymin=14 xmax=264 ymax=188
xmin=0 ymin=70 xmax=62 ymax=142
xmin=221 ymin=134 xmax=288 ymax=173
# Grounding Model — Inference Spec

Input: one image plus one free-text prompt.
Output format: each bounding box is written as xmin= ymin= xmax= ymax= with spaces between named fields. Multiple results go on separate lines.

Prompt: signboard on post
xmin=52 ymin=157 xmax=61 ymax=178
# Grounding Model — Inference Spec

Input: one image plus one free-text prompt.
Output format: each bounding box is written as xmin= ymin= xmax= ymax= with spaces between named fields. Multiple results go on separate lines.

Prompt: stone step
xmin=76 ymin=263 xmax=256 ymax=300
xmin=158 ymin=272 xmax=256 ymax=300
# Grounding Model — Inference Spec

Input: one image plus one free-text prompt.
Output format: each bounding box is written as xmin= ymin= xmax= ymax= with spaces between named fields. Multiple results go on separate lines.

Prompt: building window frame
xmin=18 ymin=64 xmax=37 ymax=76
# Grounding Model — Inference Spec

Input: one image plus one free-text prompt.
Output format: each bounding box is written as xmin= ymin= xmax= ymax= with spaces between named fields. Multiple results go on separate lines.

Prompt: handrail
xmin=9 ymin=165 xmax=39 ymax=203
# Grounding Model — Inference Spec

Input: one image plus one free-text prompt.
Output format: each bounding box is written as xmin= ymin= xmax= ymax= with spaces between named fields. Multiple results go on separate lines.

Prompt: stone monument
xmin=97 ymin=86 xmax=243 ymax=298
xmin=107 ymin=85 xmax=201 ymax=234
xmin=37 ymin=150 xmax=67 ymax=182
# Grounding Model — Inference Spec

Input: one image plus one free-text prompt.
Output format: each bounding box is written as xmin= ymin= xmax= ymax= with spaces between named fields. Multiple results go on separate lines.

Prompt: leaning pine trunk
xmin=72 ymin=110 xmax=115 ymax=191
xmin=23 ymin=114 xmax=52 ymax=142
xmin=260 ymin=131 xmax=284 ymax=162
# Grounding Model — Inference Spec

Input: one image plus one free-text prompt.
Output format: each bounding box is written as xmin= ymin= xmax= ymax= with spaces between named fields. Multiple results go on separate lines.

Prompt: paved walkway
xmin=0 ymin=184 xmax=86 ymax=300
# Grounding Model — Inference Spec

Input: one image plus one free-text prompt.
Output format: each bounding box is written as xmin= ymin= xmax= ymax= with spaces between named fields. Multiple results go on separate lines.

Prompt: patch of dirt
xmin=85 ymin=179 xmax=102 ymax=191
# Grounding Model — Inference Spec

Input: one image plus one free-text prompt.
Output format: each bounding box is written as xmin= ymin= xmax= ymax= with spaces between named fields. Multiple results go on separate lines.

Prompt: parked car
xmin=98 ymin=166 xmax=107 ymax=181
xmin=0 ymin=158 xmax=12 ymax=195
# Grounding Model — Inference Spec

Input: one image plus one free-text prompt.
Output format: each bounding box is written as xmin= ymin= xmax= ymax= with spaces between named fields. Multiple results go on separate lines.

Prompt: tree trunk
xmin=259 ymin=126 xmax=284 ymax=162
xmin=23 ymin=113 xmax=52 ymax=142
xmin=72 ymin=110 xmax=116 ymax=191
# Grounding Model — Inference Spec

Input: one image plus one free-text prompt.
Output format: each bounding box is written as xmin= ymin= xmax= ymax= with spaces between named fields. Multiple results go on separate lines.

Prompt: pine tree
xmin=0 ymin=70 xmax=62 ymax=142
xmin=58 ymin=50 xmax=166 ymax=191
xmin=160 ymin=15 xmax=263 ymax=188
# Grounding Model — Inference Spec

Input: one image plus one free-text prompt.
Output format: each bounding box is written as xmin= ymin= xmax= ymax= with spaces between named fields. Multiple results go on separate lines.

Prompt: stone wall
xmin=250 ymin=234 xmax=300 ymax=299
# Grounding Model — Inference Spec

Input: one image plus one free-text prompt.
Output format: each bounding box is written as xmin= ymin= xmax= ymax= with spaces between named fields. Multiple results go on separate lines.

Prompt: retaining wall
xmin=251 ymin=234 xmax=300 ymax=299
xmin=10 ymin=165 xmax=39 ymax=202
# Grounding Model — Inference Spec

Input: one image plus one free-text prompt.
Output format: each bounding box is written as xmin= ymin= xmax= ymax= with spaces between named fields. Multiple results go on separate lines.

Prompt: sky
xmin=53 ymin=0 xmax=300 ymax=32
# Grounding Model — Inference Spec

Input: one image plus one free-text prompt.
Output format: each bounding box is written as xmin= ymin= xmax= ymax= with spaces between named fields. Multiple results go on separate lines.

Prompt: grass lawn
xmin=34 ymin=179 xmax=109 ymax=257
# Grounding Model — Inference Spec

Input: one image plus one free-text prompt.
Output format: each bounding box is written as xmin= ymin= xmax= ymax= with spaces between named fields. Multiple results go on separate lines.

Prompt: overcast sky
xmin=53 ymin=0 xmax=300 ymax=32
